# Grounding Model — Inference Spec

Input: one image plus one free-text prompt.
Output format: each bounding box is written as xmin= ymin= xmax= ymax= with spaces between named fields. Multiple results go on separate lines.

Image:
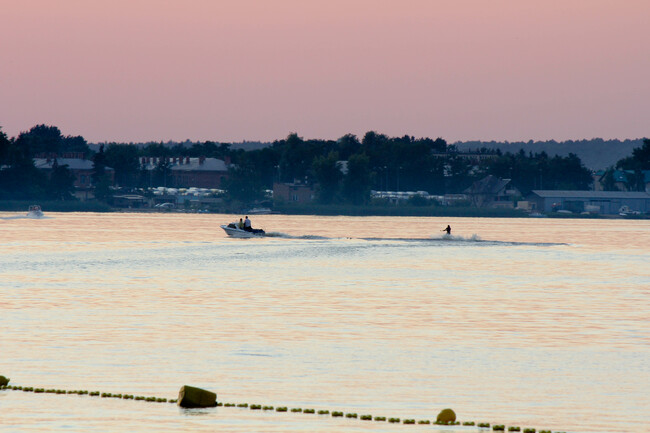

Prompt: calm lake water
xmin=0 ymin=212 xmax=648 ymax=433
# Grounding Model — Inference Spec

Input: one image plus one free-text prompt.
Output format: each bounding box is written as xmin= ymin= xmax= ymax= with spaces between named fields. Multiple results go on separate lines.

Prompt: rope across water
xmin=0 ymin=383 xmax=563 ymax=433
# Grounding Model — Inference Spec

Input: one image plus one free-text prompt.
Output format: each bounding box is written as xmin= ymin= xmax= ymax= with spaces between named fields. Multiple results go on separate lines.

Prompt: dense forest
xmin=455 ymin=139 xmax=644 ymax=170
xmin=92 ymin=138 xmax=645 ymax=171
xmin=1 ymin=124 xmax=648 ymax=206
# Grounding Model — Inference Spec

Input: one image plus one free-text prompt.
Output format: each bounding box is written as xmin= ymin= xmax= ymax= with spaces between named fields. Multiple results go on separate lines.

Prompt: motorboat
xmin=26 ymin=205 xmax=44 ymax=218
xmin=221 ymin=223 xmax=265 ymax=238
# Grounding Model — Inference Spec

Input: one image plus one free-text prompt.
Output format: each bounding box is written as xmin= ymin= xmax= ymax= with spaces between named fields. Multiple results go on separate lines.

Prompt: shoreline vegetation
xmin=2 ymin=126 xmax=649 ymax=219
xmin=1 ymin=200 xmax=646 ymax=219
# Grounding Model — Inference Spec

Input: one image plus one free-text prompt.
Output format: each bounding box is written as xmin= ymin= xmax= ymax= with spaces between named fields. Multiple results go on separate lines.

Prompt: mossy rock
xmin=177 ymin=385 xmax=217 ymax=408
xmin=0 ymin=376 xmax=9 ymax=387
xmin=437 ymin=408 xmax=456 ymax=423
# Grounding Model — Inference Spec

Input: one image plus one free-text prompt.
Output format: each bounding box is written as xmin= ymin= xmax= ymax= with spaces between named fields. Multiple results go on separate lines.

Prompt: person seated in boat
xmin=243 ymin=216 xmax=252 ymax=231
xmin=443 ymin=225 xmax=451 ymax=235
xmin=237 ymin=218 xmax=244 ymax=229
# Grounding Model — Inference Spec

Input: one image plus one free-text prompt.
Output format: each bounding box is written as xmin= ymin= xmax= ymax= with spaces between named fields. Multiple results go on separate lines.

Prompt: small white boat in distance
xmin=245 ymin=207 xmax=273 ymax=215
xmin=26 ymin=205 xmax=44 ymax=218
xmin=221 ymin=223 xmax=265 ymax=238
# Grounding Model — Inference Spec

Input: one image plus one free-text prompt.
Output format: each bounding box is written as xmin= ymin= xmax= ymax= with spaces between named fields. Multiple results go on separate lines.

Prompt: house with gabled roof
xmin=139 ymin=156 xmax=230 ymax=188
xmin=34 ymin=157 xmax=115 ymax=190
xmin=594 ymin=169 xmax=650 ymax=192
xmin=463 ymin=175 xmax=520 ymax=208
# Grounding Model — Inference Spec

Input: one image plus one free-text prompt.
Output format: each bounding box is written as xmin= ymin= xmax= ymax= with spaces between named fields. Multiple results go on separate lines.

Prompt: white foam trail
xmin=433 ymin=233 xmax=482 ymax=242
xmin=0 ymin=215 xmax=51 ymax=220
xmin=264 ymin=232 xmax=329 ymax=240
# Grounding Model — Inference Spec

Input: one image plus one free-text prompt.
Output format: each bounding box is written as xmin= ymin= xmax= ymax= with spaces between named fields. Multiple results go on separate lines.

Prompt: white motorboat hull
xmin=26 ymin=205 xmax=44 ymax=218
xmin=245 ymin=207 xmax=272 ymax=215
xmin=221 ymin=225 xmax=265 ymax=238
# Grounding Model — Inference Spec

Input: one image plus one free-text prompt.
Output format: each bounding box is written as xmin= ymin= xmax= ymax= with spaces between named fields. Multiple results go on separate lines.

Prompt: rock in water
xmin=0 ymin=376 xmax=9 ymax=386
xmin=437 ymin=408 xmax=456 ymax=423
xmin=177 ymin=385 xmax=217 ymax=408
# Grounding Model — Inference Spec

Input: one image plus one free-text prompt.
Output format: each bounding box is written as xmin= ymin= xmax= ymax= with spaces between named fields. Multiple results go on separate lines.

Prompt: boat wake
xmin=361 ymin=234 xmax=567 ymax=247
xmin=252 ymin=232 xmax=565 ymax=246
xmin=264 ymin=232 xmax=330 ymax=240
xmin=360 ymin=233 xmax=482 ymax=242
xmin=0 ymin=215 xmax=51 ymax=220
xmin=435 ymin=233 xmax=481 ymax=242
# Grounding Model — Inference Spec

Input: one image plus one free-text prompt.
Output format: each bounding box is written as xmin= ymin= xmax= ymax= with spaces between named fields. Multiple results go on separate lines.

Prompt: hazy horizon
xmin=1 ymin=0 xmax=648 ymax=143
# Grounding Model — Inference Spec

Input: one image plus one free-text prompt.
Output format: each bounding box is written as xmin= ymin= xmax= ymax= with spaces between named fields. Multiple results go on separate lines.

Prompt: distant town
xmin=1 ymin=125 xmax=649 ymax=217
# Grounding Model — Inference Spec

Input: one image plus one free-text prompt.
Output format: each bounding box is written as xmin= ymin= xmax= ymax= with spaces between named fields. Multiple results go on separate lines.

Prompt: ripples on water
xmin=0 ymin=213 xmax=649 ymax=432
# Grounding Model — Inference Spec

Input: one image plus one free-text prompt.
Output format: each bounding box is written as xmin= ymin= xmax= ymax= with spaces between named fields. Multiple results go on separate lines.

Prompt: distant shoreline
xmin=1 ymin=200 xmax=646 ymax=219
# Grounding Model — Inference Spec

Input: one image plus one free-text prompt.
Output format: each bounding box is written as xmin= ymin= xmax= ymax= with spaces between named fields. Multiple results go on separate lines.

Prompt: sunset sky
xmin=1 ymin=0 xmax=648 ymax=143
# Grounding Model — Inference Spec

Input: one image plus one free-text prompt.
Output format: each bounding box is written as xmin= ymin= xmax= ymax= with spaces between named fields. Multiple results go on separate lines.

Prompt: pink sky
xmin=1 ymin=0 xmax=648 ymax=143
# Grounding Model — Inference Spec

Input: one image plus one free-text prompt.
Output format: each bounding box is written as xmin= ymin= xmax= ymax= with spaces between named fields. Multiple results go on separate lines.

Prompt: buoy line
xmin=0 ymin=383 xmax=563 ymax=433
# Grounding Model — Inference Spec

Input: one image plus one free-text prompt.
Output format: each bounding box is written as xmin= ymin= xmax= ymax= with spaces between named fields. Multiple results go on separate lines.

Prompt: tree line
xmin=1 ymin=124 xmax=648 ymax=205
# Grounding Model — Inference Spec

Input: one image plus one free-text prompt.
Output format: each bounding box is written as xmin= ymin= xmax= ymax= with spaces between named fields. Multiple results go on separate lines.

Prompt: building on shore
xmin=140 ymin=156 xmax=230 ymax=188
xmin=273 ymin=181 xmax=315 ymax=203
xmin=527 ymin=190 xmax=650 ymax=214
xmin=593 ymin=169 xmax=650 ymax=193
xmin=463 ymin=175 xmax=520 ymax=208
xmin=34 ymin=156 xmax=115 ymax=200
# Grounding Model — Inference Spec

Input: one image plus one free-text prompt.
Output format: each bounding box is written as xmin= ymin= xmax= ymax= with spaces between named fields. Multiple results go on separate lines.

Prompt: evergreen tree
xmin=225 ymin=161 xmax=266 ymax=205
xmin=47 ymin=159 xmax=76 ymax=200
xmin=617 ymin=138 xmax=650 ymax=170
xmin=17 ymin=124 xmax=63 ymax=155
xmin=601 ymin=168 xmax=618 ymax=191
xmin=342 ymin=154 xmax=372 ymax=205
xmin=0 ymin=128 xmax=46 ymax=199
xmin=312 ymin=151 xmax=342 ymax=204
xmin=152 ymin=157 xmax=172 ymax=187
xmin=105 ymin=144 xmax=140 ymax=187
xmin=92 ymin=145 xmax=111 ymax=201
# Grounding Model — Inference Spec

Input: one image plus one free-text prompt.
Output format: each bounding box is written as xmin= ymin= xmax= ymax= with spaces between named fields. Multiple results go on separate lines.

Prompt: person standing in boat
xmin=243 ymin=216 xmax=252 ymax=232
xmin=442 ymin=225 xmax=451 ymax=235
